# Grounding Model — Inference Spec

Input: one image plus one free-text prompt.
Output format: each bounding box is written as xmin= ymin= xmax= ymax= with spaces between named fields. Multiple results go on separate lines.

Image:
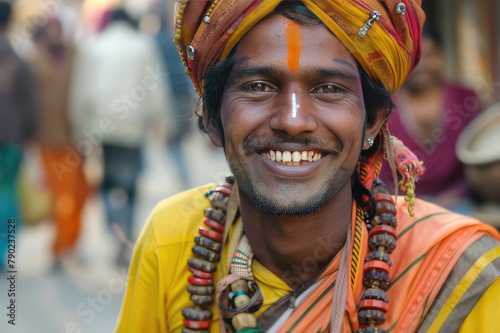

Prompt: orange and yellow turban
xmin=174 ymin=0 xmax=425 ymax=96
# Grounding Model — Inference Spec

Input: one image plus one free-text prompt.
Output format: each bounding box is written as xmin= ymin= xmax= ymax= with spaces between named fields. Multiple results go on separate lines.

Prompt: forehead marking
xmin=284 ymin=20 xmax=303 ymax=72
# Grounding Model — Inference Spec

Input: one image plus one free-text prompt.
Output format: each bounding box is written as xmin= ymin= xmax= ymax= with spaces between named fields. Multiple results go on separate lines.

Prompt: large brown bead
xmin=204 ymin=208 xmax=225 ymax=223
xmin=208 ymin=191 xmax=229 ymax=210
xmin=363 ymin=269 xmax=391 ymax=290
xmin=188 ymin=258 xmax=217 ymax=273
xmin=192 ymin=245 xmax=220 ymax=262
xmin=368 ymin=233 xmax=396 ymax=253
xmin=375 ymin=200 xmax=397 ymax=216
xmin=187 ymin=285 xmax=215 ymax=295
xmin=225 ymin=175 xmax=235 ymax=184
xmin=358 ymin=308 xmax=386 ymax=326
xmin=360 ymin=288 xmax=389 ymax=303
xmin=371 ymin=213 xmax=397 ymax=228
xmin=182 ymin=306 xmax=213 ymax=321
xmin=195 ymin=235 xmax=222 ymax=253
xmin=372 ymin=179 xmax=389 ymax=195
xmin=191 ymin=295 xmax=214 ymax=306
xmin=230 ymin=280 xmax=249 ymax=293
xmin=232 ymin=313 xmax=257 ymax=331
xmin=365 ymin=251 xmax=392 ymax=266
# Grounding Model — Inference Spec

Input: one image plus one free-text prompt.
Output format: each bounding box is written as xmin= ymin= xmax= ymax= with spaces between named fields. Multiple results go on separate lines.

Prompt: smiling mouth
xmin=260 ymin=150 xmax=323 ymax=166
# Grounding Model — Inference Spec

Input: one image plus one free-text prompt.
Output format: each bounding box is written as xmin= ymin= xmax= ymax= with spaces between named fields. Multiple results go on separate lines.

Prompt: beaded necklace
xmin=182 ymin=176 xmax=399 ymax=333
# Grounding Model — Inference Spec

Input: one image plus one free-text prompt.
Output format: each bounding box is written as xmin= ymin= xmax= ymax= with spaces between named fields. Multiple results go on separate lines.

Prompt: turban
xmin=174 ymin=0 xmax=425 ymax=95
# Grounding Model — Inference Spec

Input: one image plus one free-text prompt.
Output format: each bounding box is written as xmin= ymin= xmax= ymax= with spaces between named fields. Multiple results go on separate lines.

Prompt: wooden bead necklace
xmin=181 ymin=175 xmax=399 ymax=333
xmin=355 ymin=179 xmax=398 ymax=333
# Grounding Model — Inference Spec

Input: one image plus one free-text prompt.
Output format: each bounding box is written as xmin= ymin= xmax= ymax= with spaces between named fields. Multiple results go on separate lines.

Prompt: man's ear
xmin=207 ymin=123 xmax=223 ymax=147
xmin=363 ymin=109 xmax=388 ymax=150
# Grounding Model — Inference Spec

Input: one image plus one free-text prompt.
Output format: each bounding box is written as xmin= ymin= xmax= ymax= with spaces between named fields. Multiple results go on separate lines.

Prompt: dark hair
xmin=422 ymin=23 xmax=441 ymax=46
xmin=199 ymin=1 xmax=394 ymax=204
xmin=110 ymin=8 xmax=135 ymax=26
xmin=0 ymin=2 xmax=12 ymax=27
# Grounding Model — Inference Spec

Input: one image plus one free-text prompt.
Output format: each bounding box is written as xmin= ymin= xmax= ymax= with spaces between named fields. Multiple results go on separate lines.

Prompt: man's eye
xmin=313 ymin=84 xmax=343 ymax=94
xmin=245 ymin=83 xmax=274 ymax=92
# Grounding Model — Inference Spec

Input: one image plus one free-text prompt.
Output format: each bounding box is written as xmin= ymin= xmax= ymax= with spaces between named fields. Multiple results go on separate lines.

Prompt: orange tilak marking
xmin=284 ymin=20 xmax=303 ymax=72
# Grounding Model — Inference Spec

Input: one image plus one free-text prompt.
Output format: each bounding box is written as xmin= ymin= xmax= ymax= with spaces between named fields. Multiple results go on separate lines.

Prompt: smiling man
xmin=114 ymin=2 xmax=500 ymax=333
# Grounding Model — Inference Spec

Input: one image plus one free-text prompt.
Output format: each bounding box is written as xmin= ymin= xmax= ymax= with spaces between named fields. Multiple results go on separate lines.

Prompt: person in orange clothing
xmin=114 ymin=1 xmax=500 ymax=332
xmin=31 ymin=18 xmax=88 ymax=258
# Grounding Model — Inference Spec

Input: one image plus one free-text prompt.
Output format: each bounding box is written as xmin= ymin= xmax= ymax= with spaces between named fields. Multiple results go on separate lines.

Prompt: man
xmin=114 ymin=1 xmax=500 ymax=332
xmin=31 ymin=17 xmax=89 ymax=260
xmin=69 ymin=8 xmax=173 ymax=264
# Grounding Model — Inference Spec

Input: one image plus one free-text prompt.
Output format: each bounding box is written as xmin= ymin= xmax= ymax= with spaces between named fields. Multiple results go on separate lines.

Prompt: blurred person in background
xmin=30 ymin=17 xmax=89 ymax=261
xmin=384 ymin=25 xmax=483 ymax=212
xmin=0 ymin=1 xmax=37 ymax=270
xmin=69 ymin=8 xmax=174 ymax=265
xmin=154 ymin=5 xmax=195 ymax=189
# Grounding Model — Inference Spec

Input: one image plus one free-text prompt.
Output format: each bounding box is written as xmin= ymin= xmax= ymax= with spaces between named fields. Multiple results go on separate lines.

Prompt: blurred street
xmin=0 ymin=129 xmax=229 ymax=333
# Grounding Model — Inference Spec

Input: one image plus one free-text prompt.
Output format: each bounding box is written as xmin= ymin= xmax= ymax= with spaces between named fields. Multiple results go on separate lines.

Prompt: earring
xmin=368 ymin=138 xmax=374 ymax=147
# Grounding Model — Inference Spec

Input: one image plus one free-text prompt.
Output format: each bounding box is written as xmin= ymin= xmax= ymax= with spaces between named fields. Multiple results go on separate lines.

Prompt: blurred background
xmin=0 ymin=0 xmax=499 ymax=332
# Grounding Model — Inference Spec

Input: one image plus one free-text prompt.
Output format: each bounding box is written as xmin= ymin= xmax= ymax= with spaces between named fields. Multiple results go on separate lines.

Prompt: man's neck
xmin=238 ymin=185 xmax=353 ymax=290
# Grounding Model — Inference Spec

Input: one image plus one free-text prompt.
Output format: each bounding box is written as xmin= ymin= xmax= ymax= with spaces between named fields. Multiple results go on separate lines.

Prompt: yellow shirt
xmin=114 ymin=185 xmax=500 ymax=332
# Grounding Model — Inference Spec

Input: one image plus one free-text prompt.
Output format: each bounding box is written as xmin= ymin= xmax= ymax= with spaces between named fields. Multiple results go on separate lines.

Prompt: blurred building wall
xmin=424 ymin=0 xmax=500 ymax=105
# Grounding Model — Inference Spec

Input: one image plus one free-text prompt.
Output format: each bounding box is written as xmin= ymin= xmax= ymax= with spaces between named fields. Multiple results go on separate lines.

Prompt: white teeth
xmin=292 ymin=151 xmax=301 ymax=162
xmin=262 ymin=150 xmax=322 ymax=164
xmin=312 ymin=153 xmax=322 ymax=161
xmin=275 ymin=151 xmax=282 ymax=162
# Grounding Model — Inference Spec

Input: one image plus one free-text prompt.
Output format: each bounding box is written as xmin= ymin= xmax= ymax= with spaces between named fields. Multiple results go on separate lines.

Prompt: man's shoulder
xmin=395 ymin=197 xmax=497 ymax=239
xmin=388 ymin=197 xmax=500 ymax=331
xmin=394 ymin=197 xmax=500 ymax=260
xmin=141 ymin=184 xmax=217 ymax=248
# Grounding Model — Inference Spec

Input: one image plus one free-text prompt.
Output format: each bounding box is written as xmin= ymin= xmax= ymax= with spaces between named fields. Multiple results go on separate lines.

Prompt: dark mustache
xmin=243 ymin=134 xmax=342 ymax=154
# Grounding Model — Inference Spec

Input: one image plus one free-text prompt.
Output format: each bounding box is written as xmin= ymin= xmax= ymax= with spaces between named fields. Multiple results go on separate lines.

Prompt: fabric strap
xmin=330 ymin=226 xmax=351 ymax=333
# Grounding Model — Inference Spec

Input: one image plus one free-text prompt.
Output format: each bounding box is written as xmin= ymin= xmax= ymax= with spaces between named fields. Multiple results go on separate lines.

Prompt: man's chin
xmin=250 ymin=192 xmax=328 ymax=217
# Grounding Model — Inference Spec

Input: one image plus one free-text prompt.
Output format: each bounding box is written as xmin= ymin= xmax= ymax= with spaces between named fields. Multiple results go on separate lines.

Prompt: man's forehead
xmin=231 ymin=15 xmax=358 ymax=73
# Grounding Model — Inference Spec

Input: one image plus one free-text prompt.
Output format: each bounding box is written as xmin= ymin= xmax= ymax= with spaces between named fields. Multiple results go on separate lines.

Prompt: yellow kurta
xmin=114 ymin=185 xmax=500 ymax=332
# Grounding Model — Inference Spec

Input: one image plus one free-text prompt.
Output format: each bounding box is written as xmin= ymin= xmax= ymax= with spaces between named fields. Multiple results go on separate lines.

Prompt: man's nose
xmin=269 ymin=92 xmax=318 ymax=137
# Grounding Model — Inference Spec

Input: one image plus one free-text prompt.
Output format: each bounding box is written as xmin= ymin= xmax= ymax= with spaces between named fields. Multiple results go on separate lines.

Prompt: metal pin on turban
xmin=395 ymin=2 xmax=407 ymax=15
xmin=359 ymin=10 xmax=382 ymax=37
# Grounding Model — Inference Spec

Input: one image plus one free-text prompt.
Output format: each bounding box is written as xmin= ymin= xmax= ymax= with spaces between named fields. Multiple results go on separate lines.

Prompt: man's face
xmin=213 ymin=14 xmax=370 ymax=216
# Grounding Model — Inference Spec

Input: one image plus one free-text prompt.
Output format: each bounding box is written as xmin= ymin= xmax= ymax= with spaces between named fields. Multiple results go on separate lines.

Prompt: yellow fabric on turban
xmin=174 ymin=0 xmax=425 ymax=95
